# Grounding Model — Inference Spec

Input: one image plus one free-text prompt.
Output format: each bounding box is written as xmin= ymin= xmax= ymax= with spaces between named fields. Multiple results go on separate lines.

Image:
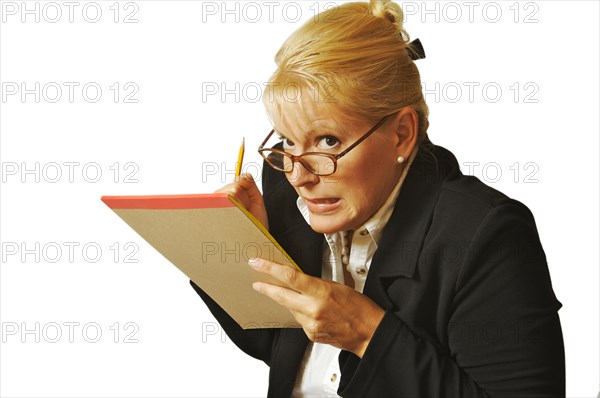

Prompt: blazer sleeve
xmin=189 ymin=280 xmax=276 ymax=366
xmin=338 ymin=201 xmax=565 ymax=397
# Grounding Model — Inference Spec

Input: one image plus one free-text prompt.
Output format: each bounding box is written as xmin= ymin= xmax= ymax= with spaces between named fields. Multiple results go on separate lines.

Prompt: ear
xmin=391 ymin=108 xmax=419 ymax=159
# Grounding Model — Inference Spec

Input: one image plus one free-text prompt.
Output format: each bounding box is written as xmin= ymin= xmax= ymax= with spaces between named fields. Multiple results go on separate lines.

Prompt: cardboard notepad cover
xmin=101 ymin=193 xmax=301 ymax=329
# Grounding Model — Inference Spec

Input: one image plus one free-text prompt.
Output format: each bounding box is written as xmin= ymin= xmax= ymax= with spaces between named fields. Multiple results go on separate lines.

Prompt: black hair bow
xmin=407 ymin=38 xmax=426 ymax=61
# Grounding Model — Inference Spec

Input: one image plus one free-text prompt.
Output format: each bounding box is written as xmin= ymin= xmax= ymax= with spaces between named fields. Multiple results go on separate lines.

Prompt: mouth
xmin=304 ymin=197 xmax=341 ymax=214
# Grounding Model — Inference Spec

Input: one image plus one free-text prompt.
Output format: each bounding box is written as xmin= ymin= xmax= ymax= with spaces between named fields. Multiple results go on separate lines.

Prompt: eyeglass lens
xmin=262 ymin=150 xmax=336 ymax=176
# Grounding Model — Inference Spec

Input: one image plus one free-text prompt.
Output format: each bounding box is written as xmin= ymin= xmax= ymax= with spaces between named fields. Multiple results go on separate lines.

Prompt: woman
xmin=190 ymin=0 xmax=565 ymax=396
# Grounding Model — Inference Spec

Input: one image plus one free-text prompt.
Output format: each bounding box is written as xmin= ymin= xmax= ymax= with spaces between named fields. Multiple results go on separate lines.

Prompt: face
xmin=271 ymin=93 xmax=415 ymax=234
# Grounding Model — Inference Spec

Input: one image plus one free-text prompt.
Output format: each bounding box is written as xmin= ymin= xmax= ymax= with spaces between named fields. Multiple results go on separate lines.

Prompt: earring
xmin=397 ymin=156 xmax=405 ymax=164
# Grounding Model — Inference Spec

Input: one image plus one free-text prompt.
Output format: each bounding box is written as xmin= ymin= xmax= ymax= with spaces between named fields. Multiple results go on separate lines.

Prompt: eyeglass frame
xmin=257 ymin=114 xmax=393 ymax=176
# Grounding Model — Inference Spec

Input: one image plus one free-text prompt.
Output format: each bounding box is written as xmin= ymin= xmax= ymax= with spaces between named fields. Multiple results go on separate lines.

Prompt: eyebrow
xmin=275 ymin=123 xmax=347 ymax=141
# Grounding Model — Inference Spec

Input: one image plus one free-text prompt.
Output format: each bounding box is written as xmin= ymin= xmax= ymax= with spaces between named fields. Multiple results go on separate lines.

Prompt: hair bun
xmin=369 ymin=0 xmax=409 ymax=41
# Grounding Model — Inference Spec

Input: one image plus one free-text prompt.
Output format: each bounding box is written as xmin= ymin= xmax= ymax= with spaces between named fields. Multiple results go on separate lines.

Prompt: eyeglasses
xmin=258 ymin=114 xmax=391 ymax=176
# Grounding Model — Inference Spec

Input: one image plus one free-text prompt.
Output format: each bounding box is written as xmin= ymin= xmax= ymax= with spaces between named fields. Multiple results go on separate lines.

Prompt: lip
xmin=303 ymin=197 xmax=341 ymax=214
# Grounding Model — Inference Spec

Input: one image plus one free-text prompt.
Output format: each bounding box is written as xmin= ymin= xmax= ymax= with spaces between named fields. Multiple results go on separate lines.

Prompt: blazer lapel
xmin=363 ymin=145 xmax=462 ymax=308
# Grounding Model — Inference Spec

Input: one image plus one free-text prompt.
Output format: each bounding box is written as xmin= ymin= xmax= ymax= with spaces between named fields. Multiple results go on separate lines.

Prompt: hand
xmin=248 ymin=257 xmax=385 ymax=358
xmin=215 ymin=173 xmax=269 ymax=230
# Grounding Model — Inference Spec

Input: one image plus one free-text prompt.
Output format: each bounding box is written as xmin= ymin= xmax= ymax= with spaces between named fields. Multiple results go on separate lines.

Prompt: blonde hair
xmin=263 ymin=0 xmax=430 ymax=145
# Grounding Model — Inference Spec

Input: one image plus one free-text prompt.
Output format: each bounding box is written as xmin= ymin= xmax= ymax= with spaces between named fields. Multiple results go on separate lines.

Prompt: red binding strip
xmin=101 ymin=193 xmax=235 ymax=209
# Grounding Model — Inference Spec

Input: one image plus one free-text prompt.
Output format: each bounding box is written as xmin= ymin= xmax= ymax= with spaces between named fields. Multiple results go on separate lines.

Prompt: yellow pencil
xmin=235 ymin=137 xmax=245 ymax=177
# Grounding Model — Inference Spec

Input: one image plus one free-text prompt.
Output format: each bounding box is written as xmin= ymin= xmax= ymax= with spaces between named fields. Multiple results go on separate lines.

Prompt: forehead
xmin=271 ymin=91 xmax=359 ymax=138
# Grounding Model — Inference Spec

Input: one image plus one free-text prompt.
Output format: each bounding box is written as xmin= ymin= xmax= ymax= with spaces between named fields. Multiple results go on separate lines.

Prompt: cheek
xmin=346 ymin=156 xmax=389 ymax=191
xmin=339 ymin=155 xmax=396 ymax=209
xmin=337 ymin=170 xmax=376 ymax=209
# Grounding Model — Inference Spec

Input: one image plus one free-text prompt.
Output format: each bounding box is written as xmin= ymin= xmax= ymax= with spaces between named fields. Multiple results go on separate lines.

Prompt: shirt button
xmin=356 ymin=267 xmax=367 ymax=276
xmin=359 ymin=229 xmax=369 ymax=236
xmin=330 ymin=373 xmax=337 ymax=382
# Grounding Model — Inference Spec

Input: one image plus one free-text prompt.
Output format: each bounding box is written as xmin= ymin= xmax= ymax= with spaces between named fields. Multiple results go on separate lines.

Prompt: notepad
xmin=101 ymin=193 xmax=301 ymax=329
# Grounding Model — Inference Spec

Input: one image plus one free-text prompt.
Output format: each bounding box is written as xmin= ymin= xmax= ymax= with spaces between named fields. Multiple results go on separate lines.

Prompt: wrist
xmin=355 ymin=307 xmax=385 ymax=358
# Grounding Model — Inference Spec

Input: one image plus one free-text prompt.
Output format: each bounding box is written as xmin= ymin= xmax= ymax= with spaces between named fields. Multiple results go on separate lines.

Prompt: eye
xmin=282 ymin=137 xmax=295 ymax=149
xmin=316 ymin=136 xmax=340 ymax=150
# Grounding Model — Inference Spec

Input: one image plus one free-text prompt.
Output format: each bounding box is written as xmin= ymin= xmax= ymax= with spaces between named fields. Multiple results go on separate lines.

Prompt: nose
xmin=287 ymin=160 xmax=320 ymax=188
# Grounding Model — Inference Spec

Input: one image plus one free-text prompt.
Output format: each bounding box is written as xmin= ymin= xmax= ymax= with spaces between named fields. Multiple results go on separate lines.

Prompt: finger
xmin=213 ymin=177 xmax=251 ymax=206
xmin=214 ymin=182 xmax=245 ymax=200
xmin=215 ymin=175 xmax=269 ymax=229
xmin=232 ymin=173 xmax=260 ymax=196
xmin=249 ymin=258 xmax=311 ymax=293
xmin=236 ymin=174 xmax=264 ymax=203
xmin=215 ymin=179 xmax=251 ymax=199
xmin=252 ymin=281 xmax=309 ymax=312
xmin=234 ymin=172 xmax=255 ymax=185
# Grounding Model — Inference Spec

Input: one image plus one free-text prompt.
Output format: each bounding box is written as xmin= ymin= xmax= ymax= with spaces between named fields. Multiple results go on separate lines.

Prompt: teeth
xmin=312 ymin=198 xmax=337 ymax=204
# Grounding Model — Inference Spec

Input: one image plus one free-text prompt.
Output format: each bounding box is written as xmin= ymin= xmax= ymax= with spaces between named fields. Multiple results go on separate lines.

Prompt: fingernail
xmin=248 ymin=258 xmax=261 ymax=268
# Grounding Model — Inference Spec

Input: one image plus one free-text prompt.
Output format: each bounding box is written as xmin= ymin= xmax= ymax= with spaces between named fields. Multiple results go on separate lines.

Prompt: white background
xmin=0 ymin=1 xmax=598 ymax=397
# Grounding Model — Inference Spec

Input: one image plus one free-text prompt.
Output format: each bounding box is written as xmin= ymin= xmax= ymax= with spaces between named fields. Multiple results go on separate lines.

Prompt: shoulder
xmin=410 ymin=145 xmax=544 ymax=280
xmin=425 ymin=144 xmax=537 ymax=229
xmin=420 ymin=146 xmax=557 ymax=307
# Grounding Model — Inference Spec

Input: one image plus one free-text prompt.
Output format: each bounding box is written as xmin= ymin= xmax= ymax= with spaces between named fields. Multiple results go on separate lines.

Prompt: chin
xmin=308 ymin=214 xmax=353 ymax=234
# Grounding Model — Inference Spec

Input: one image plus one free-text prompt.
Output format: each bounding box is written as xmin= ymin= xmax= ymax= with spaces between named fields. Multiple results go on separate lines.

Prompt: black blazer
xmin=191 ymin=143 xmax=565 ymax=397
